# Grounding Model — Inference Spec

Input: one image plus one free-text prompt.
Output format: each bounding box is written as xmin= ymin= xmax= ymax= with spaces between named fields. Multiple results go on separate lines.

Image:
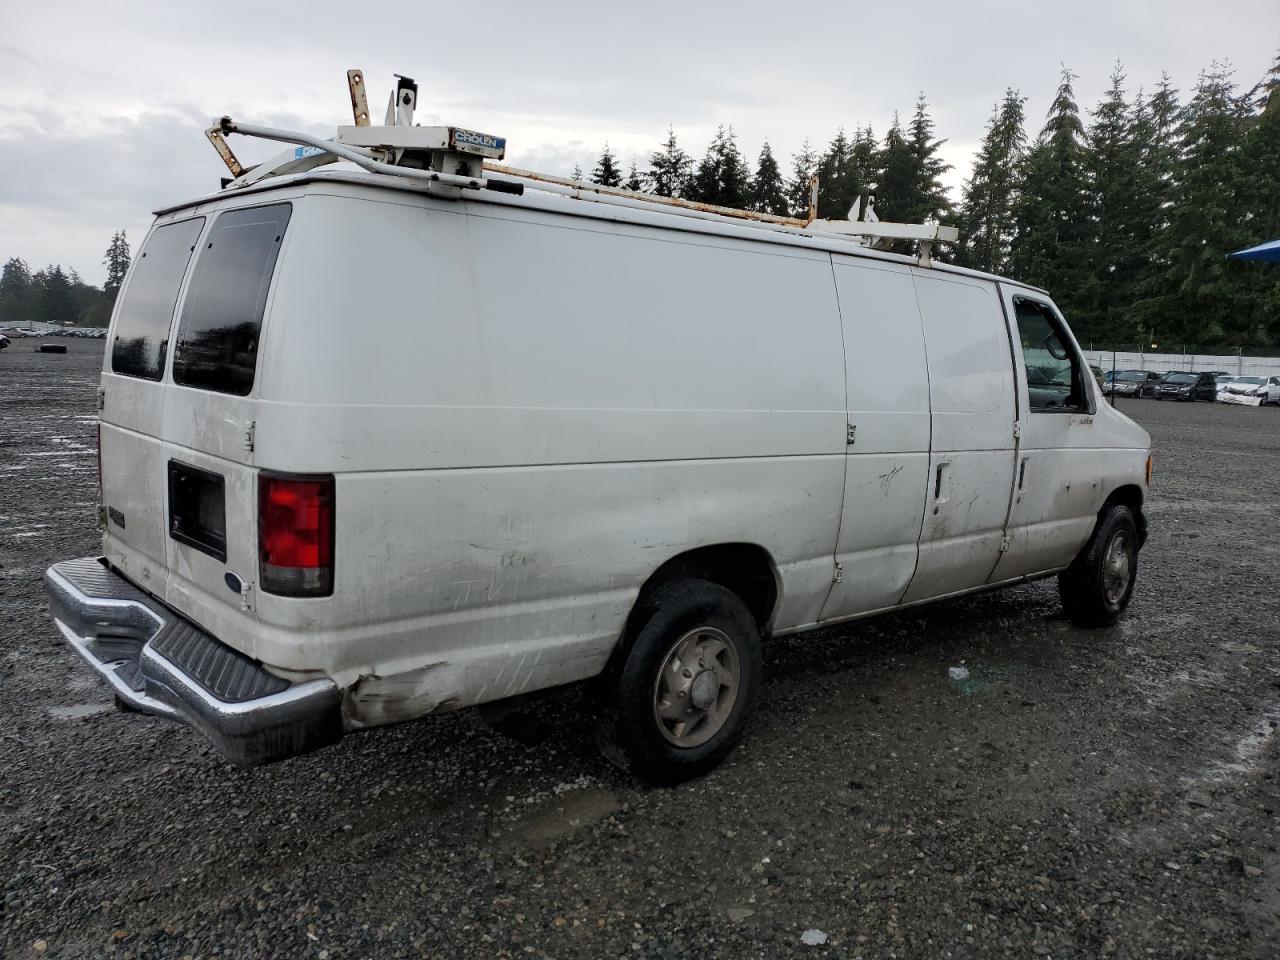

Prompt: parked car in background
xmin=0 ymin=333 xmax=9 ymax=350
xmin=1155 ymin=372 xmax=1218 ymax=401
xmin=1218 ymin=376 xmax=1280 ymax=406
xmin=1107 ymin=370 xmax=1161 ymax=398
xmin=1213 ymin=374 xmax=1238 ymax=394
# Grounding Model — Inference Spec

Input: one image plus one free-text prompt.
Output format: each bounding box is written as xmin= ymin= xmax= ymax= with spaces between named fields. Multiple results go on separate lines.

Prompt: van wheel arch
xmin=629 ymin=543 xmax=780 ymax=634
xmin=1099 ymin=484 xmax=1147 ymax=549
xmin=597 ymin=543 xmax=779 ymax=690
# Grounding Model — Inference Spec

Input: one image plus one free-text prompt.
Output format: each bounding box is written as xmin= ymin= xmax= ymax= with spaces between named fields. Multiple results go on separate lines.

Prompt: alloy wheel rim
xmin=1102 ymin=530 xmax=1133 ymax=607
xmin=651 ymin=626 xmax=741 ymax=748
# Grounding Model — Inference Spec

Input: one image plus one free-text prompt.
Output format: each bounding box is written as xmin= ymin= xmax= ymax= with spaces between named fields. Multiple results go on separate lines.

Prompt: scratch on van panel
xmin=877 ymin=464 xmax=904 ymax=493
xmin=451 ymin=577 xmax=487 ymax=610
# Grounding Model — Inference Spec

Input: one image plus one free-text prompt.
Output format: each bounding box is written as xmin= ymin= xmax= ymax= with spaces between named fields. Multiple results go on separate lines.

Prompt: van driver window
xmin=1014 ymin=298 xmax=1089 ymax=413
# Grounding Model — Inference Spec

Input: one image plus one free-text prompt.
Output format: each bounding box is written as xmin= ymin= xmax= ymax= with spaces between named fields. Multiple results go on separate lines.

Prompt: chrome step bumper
xmin=44 ymin=557 xmax=341 ymax=767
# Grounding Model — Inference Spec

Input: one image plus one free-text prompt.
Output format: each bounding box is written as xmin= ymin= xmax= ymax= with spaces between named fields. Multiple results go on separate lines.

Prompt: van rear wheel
xmin=596 ymin=579 xmax=761 ymax=785
xmin=1058 ymin=504 xmax=1138 ymax=628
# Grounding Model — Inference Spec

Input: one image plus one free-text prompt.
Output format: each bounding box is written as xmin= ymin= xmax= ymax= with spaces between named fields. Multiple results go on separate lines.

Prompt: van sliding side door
xmin=818 ymin=259 xmax=931 ymax=621
xmin=899 ymin=272 xmax=1019 ymax=604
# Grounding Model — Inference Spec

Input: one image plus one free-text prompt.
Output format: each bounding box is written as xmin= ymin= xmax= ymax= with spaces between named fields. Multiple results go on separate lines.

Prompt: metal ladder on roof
xmin=206 ymin=69 xmax=959 ymax=267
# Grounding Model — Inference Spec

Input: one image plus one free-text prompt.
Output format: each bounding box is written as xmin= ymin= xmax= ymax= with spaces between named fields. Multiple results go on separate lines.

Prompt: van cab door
xmin=988 ymin=288 xmax=1101 ymax=581
xmin=900 ymin=272 xmax=1019 ymax=603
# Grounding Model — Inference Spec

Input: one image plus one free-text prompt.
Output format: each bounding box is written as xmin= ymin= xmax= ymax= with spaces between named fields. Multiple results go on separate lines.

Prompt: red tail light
xmin=259 ymin=473 xmax=334 ymax=597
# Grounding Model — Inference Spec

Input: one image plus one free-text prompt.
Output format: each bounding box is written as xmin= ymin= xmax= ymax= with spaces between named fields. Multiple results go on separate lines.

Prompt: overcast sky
xmin=2 ymin=0 xmax=1276 ymax=285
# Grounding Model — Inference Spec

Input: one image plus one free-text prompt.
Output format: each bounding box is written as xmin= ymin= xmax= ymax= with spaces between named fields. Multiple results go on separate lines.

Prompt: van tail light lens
xmin=1145 ymin=455 xmax=1153 ymax=487
xmin=259 ymin=473 xmax=334 ymax=596
xmin=96 ymin=423 xmax=103 ymax=500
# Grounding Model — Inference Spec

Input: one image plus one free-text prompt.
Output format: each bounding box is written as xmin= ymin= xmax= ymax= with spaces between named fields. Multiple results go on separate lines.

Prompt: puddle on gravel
xmin=1183 ymin=702 xmax=1280 ymax=789
xmin=491 ymin=787 xmax=621 ymax=847
xmin=48 ymin=702 xmax=113 ymax=719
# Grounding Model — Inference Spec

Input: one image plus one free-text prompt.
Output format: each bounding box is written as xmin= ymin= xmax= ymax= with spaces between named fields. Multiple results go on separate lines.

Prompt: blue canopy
xmin=1228 ymin=239 xmax=1280 ymax=262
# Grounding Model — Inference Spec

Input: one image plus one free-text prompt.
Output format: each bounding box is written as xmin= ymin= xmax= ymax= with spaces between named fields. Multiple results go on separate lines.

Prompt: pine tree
xmin=1128 ymin=75 xmax=1181 ymax=336
xmin=786 ymin=139 xmax=819 ymax=218
xmin=103 ymin=230 xmax=131 ymax=298
xmin=647 ymin=127 xmax=692 ymax=198
xmin=849 ymin=126 xmax=879 ymax=210
xmin=905 ymin=93 xmax=954 ymax=224
xmin=956 ymin=89 xmax=1027 ymax=272
xmin=592 ymin=143 xmax=622 ymax=187
xmin=571 ymin=163 xmax=583 ymax=181
xmin=1155 ymin=62 xmax=1253 ymax=344
xmin=624 ymin=161 xmax=644 ymax=193
xmin=1241 ymin=51 xmax=1280 ymax=341
xmin=1081 ymin=64 xmax=1143 ymax=341
xmin=688 ymin=126 xmax=751 ymax=208
xmin=875 ymin=114 xmax=915 ymax=221
xmin=749 ymin=141 xmax=789 ymax=216
xmin=816 ymin=128 xmax=854 ymax=218
xmin=32 ymin=265 xmax=76 ymax=325
xmin=1008 ymin=67 xmax=1092 ymax=327
xmin=0 ymin=256 xmax=32 ymax=325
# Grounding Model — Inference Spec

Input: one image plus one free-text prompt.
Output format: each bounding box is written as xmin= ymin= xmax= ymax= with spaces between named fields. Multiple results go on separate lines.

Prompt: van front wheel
xmin=1058 ymin=504 xmax=1138 ymax=628
xmin=596 ymin=580 xmax=761 ymax=785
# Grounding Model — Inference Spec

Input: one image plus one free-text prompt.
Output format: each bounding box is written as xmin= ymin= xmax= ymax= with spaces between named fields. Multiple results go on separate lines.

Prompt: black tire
xmin=1058 ymin=504 xmax=1139 ymax=628
xmin=595 ymin=579 xmax=761 ymax=785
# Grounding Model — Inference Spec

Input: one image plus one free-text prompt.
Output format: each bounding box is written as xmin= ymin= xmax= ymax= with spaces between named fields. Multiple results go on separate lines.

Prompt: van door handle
xmin=933 ymin=462 xmax=950 ymax=502
xmin=1018 ymin=458 xmax=1028 ymax=491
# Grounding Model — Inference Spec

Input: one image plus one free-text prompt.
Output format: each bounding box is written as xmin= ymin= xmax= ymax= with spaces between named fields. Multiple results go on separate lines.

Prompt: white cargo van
xmin=45 ymin=76 xmax=1151 ymax=783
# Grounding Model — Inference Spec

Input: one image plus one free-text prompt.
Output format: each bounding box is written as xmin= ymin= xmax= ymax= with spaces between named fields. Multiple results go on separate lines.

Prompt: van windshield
xmin=110 ymin=218 xmax=205 ymax=380
xmin=172 ymin=203 xmax=292 ymax=396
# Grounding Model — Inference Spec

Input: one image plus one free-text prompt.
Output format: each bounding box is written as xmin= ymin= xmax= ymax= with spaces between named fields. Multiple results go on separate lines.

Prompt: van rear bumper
xmin=44 ymin=557 xmax=341 ymax=767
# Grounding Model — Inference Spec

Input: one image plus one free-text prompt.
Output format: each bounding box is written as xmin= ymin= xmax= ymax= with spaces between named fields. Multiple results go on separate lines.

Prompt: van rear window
xmin=110 ymin=217 xmax=205 ymax=380
xmin=172 ymin=203 xmax=292 ymax=396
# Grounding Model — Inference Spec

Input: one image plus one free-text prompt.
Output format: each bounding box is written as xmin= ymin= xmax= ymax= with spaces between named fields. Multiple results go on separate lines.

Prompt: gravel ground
xmin=2 ymin=339 xmax=1278 ymax=960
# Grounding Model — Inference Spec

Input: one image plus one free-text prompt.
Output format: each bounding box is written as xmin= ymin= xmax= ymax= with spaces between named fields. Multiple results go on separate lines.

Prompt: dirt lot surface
xmin=2 ymin=339 xmax=1278 ymax=959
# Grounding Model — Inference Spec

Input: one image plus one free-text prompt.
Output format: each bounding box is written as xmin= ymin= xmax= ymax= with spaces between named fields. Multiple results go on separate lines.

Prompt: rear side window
xmin=172 ymin=203 xmax=292 ymax=396
xmin=110 ymin=218 xmax=205 ymax=380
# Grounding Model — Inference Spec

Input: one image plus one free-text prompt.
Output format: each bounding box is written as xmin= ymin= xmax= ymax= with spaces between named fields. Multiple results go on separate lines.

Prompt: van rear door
xmin=100 ymin=216 xmax=206 ymax=590
xmin=162 ymin=202 xmax=293 ymax=639
xmin=101 ymin=201 xmax=294 ymax=649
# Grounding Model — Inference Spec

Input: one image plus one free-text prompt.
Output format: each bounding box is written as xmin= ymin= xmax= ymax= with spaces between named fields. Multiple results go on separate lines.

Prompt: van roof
xmin=157 ymin=163 xmax=1049 ymax=297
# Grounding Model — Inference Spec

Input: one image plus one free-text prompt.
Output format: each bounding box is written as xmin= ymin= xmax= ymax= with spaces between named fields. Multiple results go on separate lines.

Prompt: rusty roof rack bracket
xmin=205 ymin=126 xmax=244 ymax=178
xmin=347 ymin=69 xmax=371 ymax=127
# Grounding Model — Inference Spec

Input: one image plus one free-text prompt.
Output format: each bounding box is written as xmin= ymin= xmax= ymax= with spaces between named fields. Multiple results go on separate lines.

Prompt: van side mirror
xmin=1044 ymin=336 xmax=1069 ymax=361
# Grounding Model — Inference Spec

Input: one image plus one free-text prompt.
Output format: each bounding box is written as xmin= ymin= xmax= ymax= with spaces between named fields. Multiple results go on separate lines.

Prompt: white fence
xmin=1082 ymin=350 xmax=1280 ymax=379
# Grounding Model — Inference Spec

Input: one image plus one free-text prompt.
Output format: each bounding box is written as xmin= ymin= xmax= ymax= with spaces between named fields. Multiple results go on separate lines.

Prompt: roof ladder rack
xmin=204 ymin=69 xmax=959 ymax=266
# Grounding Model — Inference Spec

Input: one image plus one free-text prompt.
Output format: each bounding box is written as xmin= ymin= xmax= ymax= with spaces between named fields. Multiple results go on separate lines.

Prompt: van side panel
xmin=819 ymin=259 xmax=931 ymax=620
xmin=902 ymin=272 xmax=1017 ymax=603
xmin=253 ymin=192 xmax=847 ymax=710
